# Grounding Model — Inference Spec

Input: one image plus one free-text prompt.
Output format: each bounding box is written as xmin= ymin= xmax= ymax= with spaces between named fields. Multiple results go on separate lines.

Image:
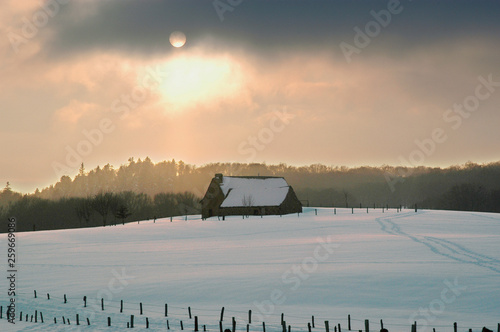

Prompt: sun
xmin=155 ymin=54 xmax=243 ymax=111
xmin=169 ymin=31 xmax=186 ymax=48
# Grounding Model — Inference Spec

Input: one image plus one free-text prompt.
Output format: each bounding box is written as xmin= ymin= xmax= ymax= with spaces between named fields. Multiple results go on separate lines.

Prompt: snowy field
xmin=1 ymin=208 xmax=500 ymax=331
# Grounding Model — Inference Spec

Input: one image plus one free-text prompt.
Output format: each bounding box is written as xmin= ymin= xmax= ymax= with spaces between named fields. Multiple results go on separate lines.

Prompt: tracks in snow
xmin=376 ymin=212 xmax=500 ymax=274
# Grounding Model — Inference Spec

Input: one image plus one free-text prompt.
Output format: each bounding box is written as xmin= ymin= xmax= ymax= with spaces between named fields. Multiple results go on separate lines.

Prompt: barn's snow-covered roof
xmin=219 ymin=176 xmax=290 ymax=208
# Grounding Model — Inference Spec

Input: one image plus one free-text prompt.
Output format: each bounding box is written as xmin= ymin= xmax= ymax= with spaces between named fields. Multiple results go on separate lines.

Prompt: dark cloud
xmin=41 ymin=0 xmax=500 ymax=59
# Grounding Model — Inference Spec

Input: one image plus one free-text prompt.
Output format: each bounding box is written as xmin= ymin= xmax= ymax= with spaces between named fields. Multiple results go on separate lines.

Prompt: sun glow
xmin=169 ymin=31 xmax=186 ymax=48
xmin=156 ymin=54 xmax=244 ymax=111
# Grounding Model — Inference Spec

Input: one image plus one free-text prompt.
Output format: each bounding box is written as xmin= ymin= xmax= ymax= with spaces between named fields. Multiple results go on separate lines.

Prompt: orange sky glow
xmin=1 ymin=0 xmax=500 ymax=193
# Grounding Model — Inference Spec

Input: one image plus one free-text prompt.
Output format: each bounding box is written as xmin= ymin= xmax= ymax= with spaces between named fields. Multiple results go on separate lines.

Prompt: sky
xmin=1 ymin=0 xmax=500 ymax=193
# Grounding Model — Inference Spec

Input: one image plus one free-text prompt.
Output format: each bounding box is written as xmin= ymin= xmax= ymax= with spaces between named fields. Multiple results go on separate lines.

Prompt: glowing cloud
xmin=154 ymin=53 xmax=245 ymax=111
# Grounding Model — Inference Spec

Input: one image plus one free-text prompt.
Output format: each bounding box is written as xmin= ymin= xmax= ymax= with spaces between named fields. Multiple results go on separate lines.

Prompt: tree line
xmin=1 ymin=184 xmax=199 ymax=232
xmin=2 ymin=159 xmax=500 ymax=232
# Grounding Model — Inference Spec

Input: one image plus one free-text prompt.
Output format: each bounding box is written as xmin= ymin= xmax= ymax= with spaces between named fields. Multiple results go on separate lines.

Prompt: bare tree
xmin=75 ymin=196 xmax=94 ymax=227
xmin=92 ymin=192 xmax=115 ymax=226
xmin=343 ymin=189 xmax=349 ymax=208
xmin=242 ymin=195 xmax=254 ymax=207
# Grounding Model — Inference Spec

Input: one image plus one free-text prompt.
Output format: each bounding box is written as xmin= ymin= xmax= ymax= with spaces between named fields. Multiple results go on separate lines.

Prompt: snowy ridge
xmin=1 ymin=208 xmax=499 ymax=331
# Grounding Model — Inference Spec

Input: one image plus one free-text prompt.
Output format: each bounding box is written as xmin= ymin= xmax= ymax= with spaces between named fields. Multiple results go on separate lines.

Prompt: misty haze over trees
xmin=2 ymin=157 xmax=500 ymax=232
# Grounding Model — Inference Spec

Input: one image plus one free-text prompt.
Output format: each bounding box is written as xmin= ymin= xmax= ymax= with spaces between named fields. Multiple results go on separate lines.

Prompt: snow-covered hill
xmin=1 ymin=208 xmax=499 ymax=331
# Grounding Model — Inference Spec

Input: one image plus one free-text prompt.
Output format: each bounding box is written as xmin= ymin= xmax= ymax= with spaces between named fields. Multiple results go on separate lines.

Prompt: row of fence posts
xmin=309 ymin=205 xmax=419 ymax=215
xmin=221 ymin=205 xmax=419 ymax=220
xmin=3 ymin=290 xmax=497 ymax=331
xmin=24 ymin=291 xmax=206 ymax=330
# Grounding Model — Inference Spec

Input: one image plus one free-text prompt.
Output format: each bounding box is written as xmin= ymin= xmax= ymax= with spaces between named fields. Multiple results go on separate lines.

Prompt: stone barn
xmin=201 ymin=174 xmax=302 ymax=219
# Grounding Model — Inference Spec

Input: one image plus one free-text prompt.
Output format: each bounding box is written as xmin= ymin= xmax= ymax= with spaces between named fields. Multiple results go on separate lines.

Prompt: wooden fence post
xmin=195 ymin=316 xmax=199 ymax=331
xmin=262 ymin=321 xmax=266 ymax=332
xmin=249 ymin=309 xmax=252 ymax=324
xmin=107 ymin=317 xmax=111 ymax=326
xmin=131 ymin=314 xmax=134 ymax=328
xmin=34 ymin=290 xmax=37 ymax=298
xmin=232 ymin=316 xmax=236 ymax=332
xmin=325 ymin=320 xmax=330 ymax=332
xmin=365 ymin=319 xmax=369 ymax=332
xmin=219 ymin=321 xmax=223 ymax=332
xmin=380 ymin=319 xmax=383 ymax=330
xmin=312 ymin=315 xmax=315 ymax=328
xmin=64 ymin=294 xmax=67 ymax=303
xmin=181 ymin=320 xmax=184 ymax=330
xmin=101 ymin=298 xmax=104 ymax=311
xmin=454 ymin=322 xmax=457 ymax=332
xmin=83 ymin=296 xmax=87 ymax=307
xmin=146 ymin=317 xmax=149 ymax=328
xmin=338 ymin=323 xmax=341 ymax=332
xmin=167 ymin=319 xmax=170 ymax=330
xmin=281 ymin=313 xmax=284 ymax=325
xmin=87 ymin=317 xmax=90 ymax=325
xmin=165 ymin=303 xmax=168 ymax=317
xmin=140 ymin=302 xmax=143 ymax=315
xmin=76 ymin=314 xmax=79 ymax=325
xmin=189 ymin=306 xmax=192 ymax=319
xmin=120 ymin=300 xmax=123 ymax=313
xmin=220 ymin=307 xmax=225 ymax=321
xmin=40 ymin=311 xmax=43 ymax=323
xmin=35 ymin=310 xmax=38 ymax=323
xmin=308 ymin=322 xmax=312 ymax=332
xmin=47 ymin=293 xmax=50 ymax=300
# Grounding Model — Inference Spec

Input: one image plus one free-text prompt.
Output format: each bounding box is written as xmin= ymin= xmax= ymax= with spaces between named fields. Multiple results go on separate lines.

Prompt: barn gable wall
xmin=200 ymin=178 xmax=225 ymax=219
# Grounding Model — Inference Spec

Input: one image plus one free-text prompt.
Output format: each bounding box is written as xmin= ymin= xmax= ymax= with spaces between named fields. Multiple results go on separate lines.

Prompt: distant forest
xmin=2 ymin=158 xmax=500 ymax=232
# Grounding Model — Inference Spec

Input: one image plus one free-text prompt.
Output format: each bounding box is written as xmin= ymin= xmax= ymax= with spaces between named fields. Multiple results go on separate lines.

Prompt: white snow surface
xmin=219 ymin=177 xmax=289 ymax=207
xmin=1 ymin=208 xmax=500 ymax=331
